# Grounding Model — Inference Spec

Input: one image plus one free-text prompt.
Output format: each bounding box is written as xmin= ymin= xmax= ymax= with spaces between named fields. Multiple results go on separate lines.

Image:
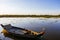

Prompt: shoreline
xmin=0 ymin=15 xmax=60 ymax=18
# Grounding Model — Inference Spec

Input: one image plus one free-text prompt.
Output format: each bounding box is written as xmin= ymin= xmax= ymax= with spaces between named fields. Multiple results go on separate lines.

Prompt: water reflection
xmin=0 ymin=18 xmax=60 ymax=40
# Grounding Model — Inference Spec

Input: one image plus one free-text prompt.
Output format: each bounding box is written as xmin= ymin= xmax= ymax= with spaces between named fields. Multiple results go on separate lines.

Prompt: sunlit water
xmin=0 ymin=17 xmax=60 ymax=40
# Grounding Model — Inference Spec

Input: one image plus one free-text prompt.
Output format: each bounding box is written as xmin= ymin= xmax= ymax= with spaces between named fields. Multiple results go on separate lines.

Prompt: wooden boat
xmin=0 ymin=24 xmax=45 ymax=40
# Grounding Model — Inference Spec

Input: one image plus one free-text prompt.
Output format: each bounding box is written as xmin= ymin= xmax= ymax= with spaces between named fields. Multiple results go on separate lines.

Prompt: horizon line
xmin=0 ymin=15 xmax=60 ymax=18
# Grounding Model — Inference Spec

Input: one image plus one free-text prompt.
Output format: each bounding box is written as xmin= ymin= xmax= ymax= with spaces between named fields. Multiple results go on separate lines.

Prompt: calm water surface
xmin=0 ymin=17 xmax=60 ymax=40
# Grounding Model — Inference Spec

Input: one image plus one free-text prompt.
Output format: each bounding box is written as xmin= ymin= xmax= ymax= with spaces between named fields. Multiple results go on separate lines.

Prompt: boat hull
xmin=2 ymin=29 xmax=41 ymax=40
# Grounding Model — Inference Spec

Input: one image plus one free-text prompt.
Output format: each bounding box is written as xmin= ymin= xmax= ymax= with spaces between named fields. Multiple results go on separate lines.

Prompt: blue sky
xmin=0 ymin=0 xmax=60 ymax=15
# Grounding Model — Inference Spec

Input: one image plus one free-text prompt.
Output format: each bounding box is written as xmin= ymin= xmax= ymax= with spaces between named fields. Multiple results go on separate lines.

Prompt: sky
xmin=0 ymin=0 xmax=60 ymax=15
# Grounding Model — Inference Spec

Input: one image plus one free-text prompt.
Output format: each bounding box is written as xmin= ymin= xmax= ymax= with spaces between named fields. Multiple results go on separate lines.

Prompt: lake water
xmin=0 ymin=17 xmax=60 ymax=40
